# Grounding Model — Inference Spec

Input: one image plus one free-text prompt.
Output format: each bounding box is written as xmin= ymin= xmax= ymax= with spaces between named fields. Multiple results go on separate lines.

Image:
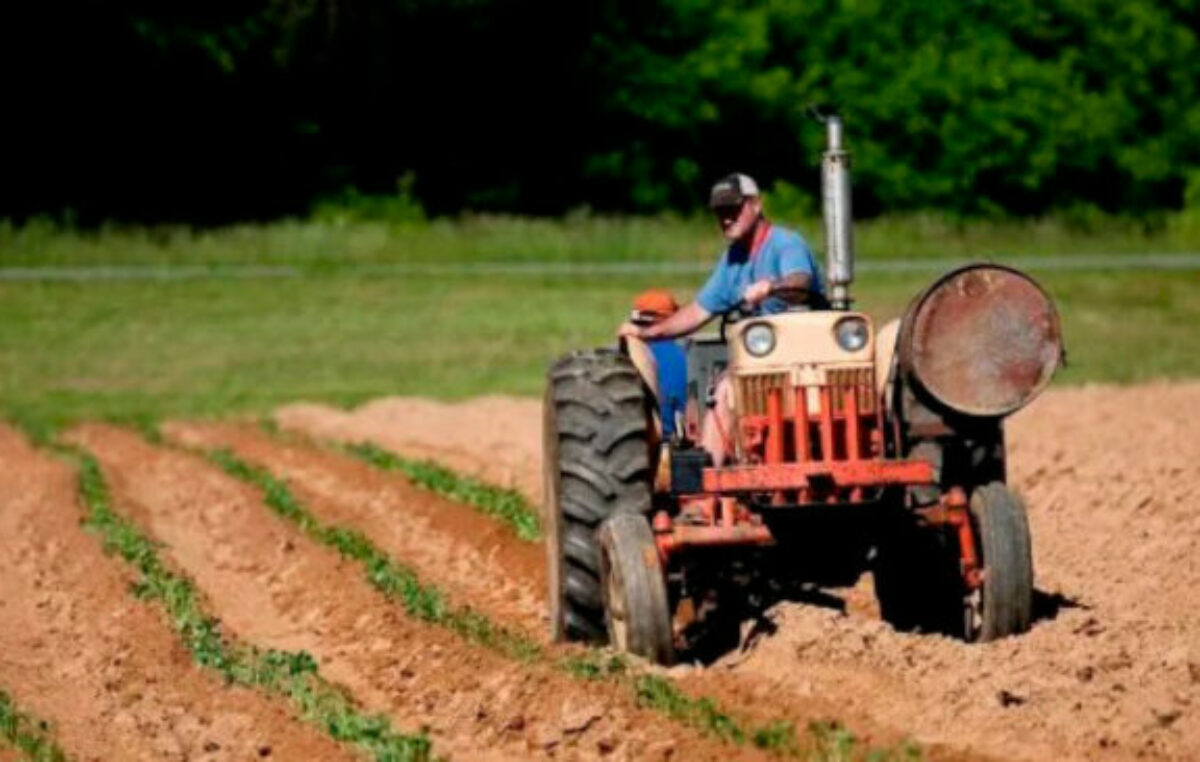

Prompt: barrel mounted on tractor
xmin=543 ymin=117 xmax=1064 ymax=665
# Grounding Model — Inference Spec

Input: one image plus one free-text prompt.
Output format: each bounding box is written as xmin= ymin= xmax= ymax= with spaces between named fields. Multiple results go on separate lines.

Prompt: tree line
xmin=6 ymin=0 xmax=1199 ymax=224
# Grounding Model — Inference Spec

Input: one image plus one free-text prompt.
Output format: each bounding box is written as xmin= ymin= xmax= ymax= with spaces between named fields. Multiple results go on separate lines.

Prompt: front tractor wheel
xmin=965 ymin=482 xmax=1034 ymax=641
xmin=543 ymin=349 xmax=655 ymax=647
xmin=598 ymin=513 xmax=675 ymax=665
xmin=875 ymin=481 xmax=1034 ymax=642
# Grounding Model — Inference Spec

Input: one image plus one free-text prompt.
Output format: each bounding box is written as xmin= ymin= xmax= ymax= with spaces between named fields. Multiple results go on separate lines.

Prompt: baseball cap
xmin=631 ymin=289 xmax=679 ymax=324
xmin=708 ymin=173 xmax=760 ymax=209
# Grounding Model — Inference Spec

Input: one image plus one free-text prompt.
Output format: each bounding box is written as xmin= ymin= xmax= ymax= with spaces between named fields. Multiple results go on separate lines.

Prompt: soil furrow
xmin=0 ymin=425 xmax=354 ymax=762
xmin=275 ymin=383 xmax=1200 ymax=761
xmin=166 ymin=422 xmax=989 ymax=761
xmin=276 ymin=396 xmax=544 ymax=503
xmin=67 ymin=423 xmax=771 ymax=761
xmin=165 ymin=420 xmax=546 ymax=641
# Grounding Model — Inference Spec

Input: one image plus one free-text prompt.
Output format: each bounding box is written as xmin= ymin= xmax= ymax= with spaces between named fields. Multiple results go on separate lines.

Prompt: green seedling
xmin=0 ymin=691 xmax=68 ymax=762
xmin=345 ymin=441 xmax=541 ymax=541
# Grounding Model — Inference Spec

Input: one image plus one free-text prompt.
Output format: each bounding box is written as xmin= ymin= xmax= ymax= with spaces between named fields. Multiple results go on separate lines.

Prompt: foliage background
xmin=7 ymin=0 xmax=1200 ymax=224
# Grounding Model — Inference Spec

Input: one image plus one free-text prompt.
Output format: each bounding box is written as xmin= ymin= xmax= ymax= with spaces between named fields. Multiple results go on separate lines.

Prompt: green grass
xmin=2 ymin=214 xmax=1196 ymax=437
xmin=7 ymin=210 xmax=1200 ymax=268
xmin=66 ymin=447 xmax=434 ymax=762
xmin=0 ymin=691 xmax=67 ymax=762
xmin=2 ymin=267 xmax=1197 ymax=435
xmin=344 ymin=441 xmax=541 ymax=541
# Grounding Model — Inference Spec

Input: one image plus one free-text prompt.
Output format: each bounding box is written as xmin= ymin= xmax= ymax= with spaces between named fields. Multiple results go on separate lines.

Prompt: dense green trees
xmin=6 ymin=0 xmax=1199 ymax=222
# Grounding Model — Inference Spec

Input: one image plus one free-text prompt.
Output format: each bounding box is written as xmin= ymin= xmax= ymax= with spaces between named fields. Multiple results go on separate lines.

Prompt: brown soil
xmin=164 ymin=420 xmax=548 ymax=640
xmin=276 ymin=395 xmax=544 ymax=502
xmin=0 ymin=425 xmax=354 ymax=762
xmin=65 ymin=423 xmax=773 ymax=761
xmin=163 ymin=420 xmax=975 ymax=760
xmin=276 ymin=382 xmax=1200 ymax=762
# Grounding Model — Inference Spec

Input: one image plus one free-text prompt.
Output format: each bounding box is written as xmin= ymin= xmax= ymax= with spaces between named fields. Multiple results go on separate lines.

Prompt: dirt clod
xmin=997 ymin=690 xmax=1027 ymax=708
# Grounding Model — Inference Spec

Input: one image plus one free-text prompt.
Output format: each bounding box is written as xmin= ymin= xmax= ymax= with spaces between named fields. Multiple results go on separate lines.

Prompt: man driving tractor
xmin=619 ymin=172 xmax=827 ymax=464
xmin=548 ymin=120 xmax=1056 ymax=664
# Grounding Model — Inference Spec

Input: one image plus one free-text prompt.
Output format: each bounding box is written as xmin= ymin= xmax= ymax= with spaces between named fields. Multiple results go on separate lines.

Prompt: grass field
xmin=3 ymin=212 xmax=1199 ymax=432
xmin=6 ymin=208 xmax=1200 ymax=269
xmin=2 ymin=247 xmax=1197 ymax=434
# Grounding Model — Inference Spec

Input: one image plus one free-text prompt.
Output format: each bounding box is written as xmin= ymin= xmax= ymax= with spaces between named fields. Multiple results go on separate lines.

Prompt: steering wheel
xmin=718 ymin=303 xmax=753 ymax=343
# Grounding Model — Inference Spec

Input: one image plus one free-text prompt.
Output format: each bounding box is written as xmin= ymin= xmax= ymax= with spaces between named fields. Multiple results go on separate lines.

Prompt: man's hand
xmin=617 ymin=321 xmax=644 ymax=339
xmin=620 ymin=302 xmax=713 ymax=341
xmin=742 ymin=279 xmax=774 ymax=307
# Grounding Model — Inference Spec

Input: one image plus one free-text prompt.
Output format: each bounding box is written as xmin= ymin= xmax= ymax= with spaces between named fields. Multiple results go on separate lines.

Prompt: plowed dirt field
xmin=274 ymin=381 xmax=1200 ymax=762
xmin=0 ymin=426 xmax=355 ymax=762
xmin=67 ymin=423 xmax=774 ymax=762
xmin=3 ymin=382 xmax=1196 ymax=760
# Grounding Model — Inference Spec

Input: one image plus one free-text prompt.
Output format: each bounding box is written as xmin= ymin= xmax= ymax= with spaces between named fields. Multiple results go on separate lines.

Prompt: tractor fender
xmin=620 ymin=336 xmax=663 ymax=442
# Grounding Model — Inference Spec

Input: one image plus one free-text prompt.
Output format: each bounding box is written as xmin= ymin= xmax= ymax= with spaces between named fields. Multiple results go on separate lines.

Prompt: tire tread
xmin=544 ymin=349 xmax=652 ymax=643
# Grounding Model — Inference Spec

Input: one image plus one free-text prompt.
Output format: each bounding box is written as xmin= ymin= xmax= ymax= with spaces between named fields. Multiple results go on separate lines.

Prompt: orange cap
xmin=632 ymin=289 xmax=679 ymax=320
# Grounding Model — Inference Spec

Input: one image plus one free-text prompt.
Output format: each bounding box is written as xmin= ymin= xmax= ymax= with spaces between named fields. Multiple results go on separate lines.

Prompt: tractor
xmin=543 ymin=117 xmax=1064 ymax=665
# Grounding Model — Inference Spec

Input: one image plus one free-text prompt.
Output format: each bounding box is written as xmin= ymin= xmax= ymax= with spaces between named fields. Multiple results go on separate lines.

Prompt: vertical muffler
xmin=822 ymin=116 xmax=854 ymax=310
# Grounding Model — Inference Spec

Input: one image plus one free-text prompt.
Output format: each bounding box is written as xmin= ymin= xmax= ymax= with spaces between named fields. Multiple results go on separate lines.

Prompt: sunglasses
xmin=712 ymin=203 xmax=744 ymax=219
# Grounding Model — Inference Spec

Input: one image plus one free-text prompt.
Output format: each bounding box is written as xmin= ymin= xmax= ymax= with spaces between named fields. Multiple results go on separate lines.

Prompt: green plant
xmin=311 ymin=174 xmax=426 ymax=225
xmin=635 ymin=674 xmax=753 ymax=746
xmin=0 ymin=691 xmax=67 ymax=762
xmin=344 ymin=441 xmax=541 ymax=541
xmin=807 ymin=721 xmax=923 ymax=762
xmin=560 ymin=652 xmax=628 ymax=681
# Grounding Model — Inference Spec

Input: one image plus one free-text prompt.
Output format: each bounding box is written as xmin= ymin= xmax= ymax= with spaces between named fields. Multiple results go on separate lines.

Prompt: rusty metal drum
xmin=898 ymin=264 xmax=1063 ymax=417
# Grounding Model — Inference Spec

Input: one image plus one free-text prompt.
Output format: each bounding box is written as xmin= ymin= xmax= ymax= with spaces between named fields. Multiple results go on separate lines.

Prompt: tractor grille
xmin=826 ymin=367 xmax=876 ymax=414
xmin=735 ymin=367 xmax=875 ymax=416
xmin=732 ymin=364 xmax=884 ymax=500
xmin=736 ymin=372 xmax=789 ymax=416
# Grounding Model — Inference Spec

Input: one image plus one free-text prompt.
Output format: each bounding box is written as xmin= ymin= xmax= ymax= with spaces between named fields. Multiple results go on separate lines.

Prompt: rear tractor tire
xmin=543 ymin=349 xmax=657 ymax=648
xmin=598 ymin=513 xmax=675 ymax=664
xmin=965 ymin=482 xmax=1033 ymax=641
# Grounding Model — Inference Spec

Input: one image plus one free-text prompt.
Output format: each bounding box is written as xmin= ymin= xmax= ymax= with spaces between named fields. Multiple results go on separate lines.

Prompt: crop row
xmin=1 ymin=423 xmax=918 ymax=761
xmin=214 ymin=433 xmax=922 ymax=761
xmin=67 ymin=446 xmax=434 ymax=762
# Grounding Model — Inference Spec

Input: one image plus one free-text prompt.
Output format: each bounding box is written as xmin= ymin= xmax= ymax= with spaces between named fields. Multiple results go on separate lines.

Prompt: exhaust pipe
xmin=821 ymin=116 xmax=854 ymax=310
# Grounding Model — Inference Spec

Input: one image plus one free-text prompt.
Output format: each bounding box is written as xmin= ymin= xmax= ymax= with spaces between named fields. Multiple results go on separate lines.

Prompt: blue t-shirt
xmin=695 ymin=224 xmax=825 ymax=316
xmin=649 ymin=339 xmax=687 ymax=437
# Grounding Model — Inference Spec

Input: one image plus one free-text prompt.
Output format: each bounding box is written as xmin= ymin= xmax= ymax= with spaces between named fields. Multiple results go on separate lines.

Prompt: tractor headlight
xmin=834 ymin=317 xmax=869 ymax=352
xmin=742 ymin=323 xmax=776 ymax=357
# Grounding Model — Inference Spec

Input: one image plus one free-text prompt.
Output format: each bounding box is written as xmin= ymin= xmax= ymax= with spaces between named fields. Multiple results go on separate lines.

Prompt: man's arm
xmin=772 ymin=271 xmax=813 ymax=305
xmin=620 ymin=301 xmax=713 ymax=341
xmin=742 ymin=271 xmax=813 ymax=307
